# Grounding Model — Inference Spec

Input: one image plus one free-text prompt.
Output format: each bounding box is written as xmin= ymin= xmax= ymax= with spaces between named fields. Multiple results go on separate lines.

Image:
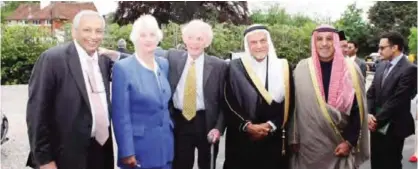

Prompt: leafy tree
xmin=1 ymin=25 xmax=57 ymax=84
xmin=368 ymin=1 xmax=417 ymax=52
xmin=408 ymin=27 xmax=417 ymax=56
xmin=250 ymin=5 xmax=314 ymax=27
xmin=335 ymin=3 xmax=374 ymax=57
xmin=113 ymin=1 xmax=250 ymax=26
xmin=249 ymin=5 xmax=318 ymax=65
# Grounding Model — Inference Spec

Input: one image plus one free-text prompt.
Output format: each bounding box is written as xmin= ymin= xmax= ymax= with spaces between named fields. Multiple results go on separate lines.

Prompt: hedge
xmin=2 ymin=21 xmax=315 ymax=84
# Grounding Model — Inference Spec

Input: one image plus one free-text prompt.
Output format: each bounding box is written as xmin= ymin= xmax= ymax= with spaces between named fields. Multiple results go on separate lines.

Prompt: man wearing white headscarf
xmin=223 ymin=24 xmax=294 ymax=169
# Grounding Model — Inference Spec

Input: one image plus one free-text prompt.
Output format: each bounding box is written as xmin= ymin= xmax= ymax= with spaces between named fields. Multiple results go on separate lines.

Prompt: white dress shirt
xmin=350 ymin=55 xmax=357 ymax=61
xmin=74 ymin=41 xmax=109 ymax=137
xmin=173 ymin=53 xmax=205 ymax=111
xmin=386 ymin=53 xmax=404 ymax=75
xmin=250 ymin=56 xmax=268 ymax=87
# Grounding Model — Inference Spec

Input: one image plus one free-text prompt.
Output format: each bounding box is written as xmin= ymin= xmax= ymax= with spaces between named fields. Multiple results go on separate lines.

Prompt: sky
xmin=42 ymin=0 xmax=376 ymax=22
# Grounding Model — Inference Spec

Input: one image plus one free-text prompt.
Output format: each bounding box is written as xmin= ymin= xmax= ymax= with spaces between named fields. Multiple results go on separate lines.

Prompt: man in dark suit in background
xmin=367 ymin=31 xmax=417 ymax=169
xmin=26 ymin=10 xmax=125 ymax=169
xmin=347 ymin=41 xmax=367 ymax=79
xmin=338 ymin=30 xmax=350 ymax=57
xmin=165 ymin=19 xmax=227 ymax=169
xmin=117 ymin=38 xmax=129 ymax=54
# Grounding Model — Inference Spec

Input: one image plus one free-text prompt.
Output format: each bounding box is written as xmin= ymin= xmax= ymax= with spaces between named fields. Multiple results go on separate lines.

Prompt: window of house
xmin=46 ymin=19 xmax=52 ymax=25
xmin=33 ymin=20 xmax=40 ymax=25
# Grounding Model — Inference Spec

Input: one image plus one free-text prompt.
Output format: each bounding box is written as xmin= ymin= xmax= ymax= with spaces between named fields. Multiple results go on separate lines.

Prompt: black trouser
xmin=370 ymin=131 xmax=405 ymax=169
xmin=223 ymin=129 xmax=285 ymax=169
xmin=86 ymin=138 xmax=114 ymax=169
xmin=172 ymin=109 xmax=219 ymax=169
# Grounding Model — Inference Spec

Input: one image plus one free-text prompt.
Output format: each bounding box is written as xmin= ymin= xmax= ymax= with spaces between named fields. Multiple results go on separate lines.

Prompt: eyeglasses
xmin=378 ymin=45 xmax=391 ymax=51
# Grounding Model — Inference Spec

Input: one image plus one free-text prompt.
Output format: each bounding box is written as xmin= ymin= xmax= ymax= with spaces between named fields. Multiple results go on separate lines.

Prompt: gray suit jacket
xmin=26 ymin=42 xmax=120 ymax=169
xmin=165 ymin=49 xmax=227 ymax=134
xmin=355 ymin=57 xmax=367 ymax=79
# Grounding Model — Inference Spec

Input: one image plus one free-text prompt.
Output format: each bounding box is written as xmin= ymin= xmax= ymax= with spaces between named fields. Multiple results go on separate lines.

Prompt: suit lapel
xmin=203 ymin=55 xmax=213 ymax=88
xmin=98 ymin=56 xmax=112 ymax=110
xmin=66 ymin=42 xmax=91 ymax=110
xmin=173 ymin=52 xmax=188 ymax=90
xmin=375 ymin=62 xmax=387 ymax=92
xmin=98 ymin=56 xmax=109 ymax=92
xmin=382 ymin=56 xmax=406 ymax=90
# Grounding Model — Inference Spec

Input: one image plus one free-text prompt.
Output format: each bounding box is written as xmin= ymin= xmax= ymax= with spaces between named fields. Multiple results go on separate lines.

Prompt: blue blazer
xmin=111 ymin=55 xmax=174 ymax=168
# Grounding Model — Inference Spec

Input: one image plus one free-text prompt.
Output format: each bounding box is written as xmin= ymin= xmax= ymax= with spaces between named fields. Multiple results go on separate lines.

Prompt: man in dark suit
xmin=26 ymin=10 xmax=125 ymax=169
xmin=338 ymin=30 xmax=349 ymax=56
xmin=367 ymin=31 xmax=417 ymax=169
xmin=347 ymin=41 xmax=367 ymax=78
xmin=116 ymin=38 xmax=129 ymax=54
xmin=165 ymin=20 xmax=227 ymax=169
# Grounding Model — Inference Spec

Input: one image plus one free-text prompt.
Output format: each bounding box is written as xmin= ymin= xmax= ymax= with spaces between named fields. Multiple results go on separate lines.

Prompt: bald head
xmin=72 ymin=10 xmax=105 ymax=30
xmin=71 ymin=10 xmax=105 ymax=56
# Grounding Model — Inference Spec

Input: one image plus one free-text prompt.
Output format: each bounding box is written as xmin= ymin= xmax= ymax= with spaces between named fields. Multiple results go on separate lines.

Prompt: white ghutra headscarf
xmin=243 ymin=24 xmax=286 ymax=103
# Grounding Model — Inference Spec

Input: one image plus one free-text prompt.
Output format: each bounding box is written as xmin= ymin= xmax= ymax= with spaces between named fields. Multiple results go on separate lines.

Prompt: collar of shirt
xmin=389 ymin=53 xmax=404 ymax=67
xmin=248 ymin=55 xmax=268 ymax=86
xmin=187 ymin=53 xmax=205 ymax=65
xmin=133 ymin=53 xmax=159 ymax=73
xmin=74 ymin=40 xmax=98 ymax=61
xmin=250 ymin=55 xmax=267 ymax=65
xmin=249 ymin=55 xmax=268 ymax=72
xmin=350 ymin=55 xmax=357 ymax=61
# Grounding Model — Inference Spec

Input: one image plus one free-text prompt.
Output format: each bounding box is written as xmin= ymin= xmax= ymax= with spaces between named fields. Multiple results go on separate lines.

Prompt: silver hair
xmin=181 ymin=19 xmax=213 ymax=47
xmin=129 ymin=14 xmax=163 ymax=48
xmin=117 ymin=39 xmax=127 ymax=48
xmin=72 ymin=10 xmax=105 ymax=29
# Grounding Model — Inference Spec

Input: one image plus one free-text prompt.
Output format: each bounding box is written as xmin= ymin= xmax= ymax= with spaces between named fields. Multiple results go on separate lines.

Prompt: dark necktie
xmin=381 ymin=63 xmax=392 ymax=86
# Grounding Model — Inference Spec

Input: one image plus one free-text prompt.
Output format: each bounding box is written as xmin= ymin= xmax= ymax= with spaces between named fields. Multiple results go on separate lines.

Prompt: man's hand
xmin=40 ymin=161 xmax=57 ymax=169
xmin=98 ymin=47 xmax=120 ymax=61
xmin=260 ymin=122 xmax=273 ymax=131
xmin=207 ymin=129 xmax=221 ymax=144
xmin=122 ymin=155 xmax=139 ymax=168
xmin=368 ymin=114 xmax=377 ymax=132
xmin=334 ymin=141 xmax=351 ymax=157
xmin=246 ymin=123 xmax=269 ymax=140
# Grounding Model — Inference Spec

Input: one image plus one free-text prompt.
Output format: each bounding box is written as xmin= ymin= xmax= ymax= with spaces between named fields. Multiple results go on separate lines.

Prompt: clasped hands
xmin=245 ymin=122 xmax=272 ymax=140
xmin=122 ymin=155 xmax=140 ymax=168
xmin=368 ymin=114 xmax=377 ymax=132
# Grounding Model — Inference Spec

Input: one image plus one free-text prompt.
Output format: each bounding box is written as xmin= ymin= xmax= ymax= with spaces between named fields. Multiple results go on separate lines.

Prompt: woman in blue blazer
xmin=111 ymin=15 xmax=173 ymax=169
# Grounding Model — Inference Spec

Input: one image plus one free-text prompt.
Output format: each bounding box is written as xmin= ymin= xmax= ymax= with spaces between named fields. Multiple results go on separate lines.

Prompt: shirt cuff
xmin=241 ymin=121 xmax=251 ymax=132
xmin=267 ymin=121 xmax=277 ymax=132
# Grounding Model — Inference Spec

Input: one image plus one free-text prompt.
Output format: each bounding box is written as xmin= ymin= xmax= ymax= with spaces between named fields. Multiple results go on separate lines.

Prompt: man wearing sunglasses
xmin=367 ymin=31 xmax=417 ymax=169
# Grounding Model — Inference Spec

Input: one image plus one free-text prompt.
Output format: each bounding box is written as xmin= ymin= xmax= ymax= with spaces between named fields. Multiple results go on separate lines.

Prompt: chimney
xmin=40 ymin=0 xmax=50 ymax=9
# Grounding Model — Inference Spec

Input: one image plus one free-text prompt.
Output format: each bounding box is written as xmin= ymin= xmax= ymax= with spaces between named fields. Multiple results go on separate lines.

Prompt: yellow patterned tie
xmin=182 ymin=61 xmax=197 ymax=121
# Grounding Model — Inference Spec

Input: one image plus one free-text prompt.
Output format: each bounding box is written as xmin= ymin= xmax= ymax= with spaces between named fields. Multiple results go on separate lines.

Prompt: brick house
xmin=5 ymin=2 xmax=97 ymax=31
